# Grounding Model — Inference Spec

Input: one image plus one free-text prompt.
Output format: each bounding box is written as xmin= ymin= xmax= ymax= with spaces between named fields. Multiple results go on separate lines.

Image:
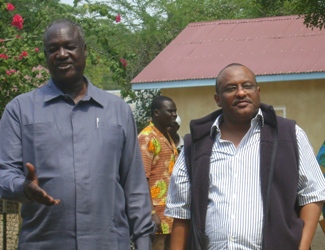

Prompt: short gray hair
xmin=43 ymin=18 xmax=85 ymax=46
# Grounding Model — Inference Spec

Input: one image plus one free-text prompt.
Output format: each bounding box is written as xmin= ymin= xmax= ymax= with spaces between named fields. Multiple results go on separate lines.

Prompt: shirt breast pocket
xmin=23 ymin=121 xmax=59 ymax=144
xmin=92 ymin=121 xmax=124 ymax=161
xmin=22 ymin=122 xmax=61 ymax=172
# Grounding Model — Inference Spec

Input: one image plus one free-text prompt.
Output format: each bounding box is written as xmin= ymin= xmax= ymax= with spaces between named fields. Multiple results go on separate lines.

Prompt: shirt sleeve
xmin=138 ymin=132 xmax=154 ymax=179
xmin=296 ymin=125 xmax=325 ymax=206
xmin=119 ymin=108 xmax=155 ymax=246
xmin=0 ymin=99 xmax=30 ymax=203
xmin=316 ymin=141 xmax=325 ymax=176
xmin=165 ymin=148 xmax=191 ymax=219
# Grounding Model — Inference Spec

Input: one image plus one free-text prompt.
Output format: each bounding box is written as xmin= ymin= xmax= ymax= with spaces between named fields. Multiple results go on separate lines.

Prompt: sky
xmin=60 ymin=0 xmax=75 ymax=5
xmin=60 ymin=0 xmax=99 ymax=5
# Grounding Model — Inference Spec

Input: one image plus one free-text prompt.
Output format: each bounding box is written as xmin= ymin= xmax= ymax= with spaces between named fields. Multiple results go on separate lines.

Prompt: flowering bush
xmin=11 ymin=13 xmax=24 ymax=29
xmin=0 ymin=0 xmax=49 ymax=115
xmin=119 ymin=58 xmax=127 ymax=67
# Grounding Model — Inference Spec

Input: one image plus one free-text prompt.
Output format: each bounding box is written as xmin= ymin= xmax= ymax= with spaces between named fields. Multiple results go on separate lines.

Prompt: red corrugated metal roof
xmin=131 ymin=15 xmax=325 ymax=84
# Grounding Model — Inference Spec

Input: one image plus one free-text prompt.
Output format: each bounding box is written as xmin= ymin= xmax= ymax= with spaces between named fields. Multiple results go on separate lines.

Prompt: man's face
xmin=155 ymin=100 xmax=177 ymax=128
xmin=44 ymin=23 xmax=86 ymax=85
xmin=214 ymin=65 xmax=260 ymax=123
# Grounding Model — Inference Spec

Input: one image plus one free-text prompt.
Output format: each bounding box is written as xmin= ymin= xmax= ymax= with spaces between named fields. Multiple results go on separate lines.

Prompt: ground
xmin=311 ymin=216 xmax=325 ymax=250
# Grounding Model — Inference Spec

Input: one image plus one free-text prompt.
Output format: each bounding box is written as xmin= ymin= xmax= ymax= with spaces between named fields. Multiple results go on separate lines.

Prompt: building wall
xmin=162 ymin=79 xmax=325 ymax=153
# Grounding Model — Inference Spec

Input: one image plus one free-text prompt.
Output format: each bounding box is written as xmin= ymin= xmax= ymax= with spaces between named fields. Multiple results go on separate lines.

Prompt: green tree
xmin=294 ymin=0 xmax=325 ymax=30
xmin=258 ymin=0 xmax=325 ymax=30
xmin=71 ymin=1 xmax=132 ymax=90
xmin=9 ymin=0 xmax=68 ymax=31
xmin=254 ymin=0 xmax=299 ymax=16
xmin=0 ymin=0 xmax=49 ymax=115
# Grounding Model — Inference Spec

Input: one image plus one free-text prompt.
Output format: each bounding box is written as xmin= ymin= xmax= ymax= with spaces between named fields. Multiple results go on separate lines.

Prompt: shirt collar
xmin=210 ymin=108 xmax=264 ymax=135
xmin=43 ymin=77 xmax=105 ymax=107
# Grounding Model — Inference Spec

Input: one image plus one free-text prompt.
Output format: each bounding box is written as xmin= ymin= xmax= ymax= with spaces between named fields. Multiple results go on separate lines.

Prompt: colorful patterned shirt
xmin=138 ymin=122 xmax=178 ymax=234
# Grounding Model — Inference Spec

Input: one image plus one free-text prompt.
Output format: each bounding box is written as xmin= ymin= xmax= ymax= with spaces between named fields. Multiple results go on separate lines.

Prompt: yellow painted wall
xmin=162 ymin=79 xmax=325 ymax=153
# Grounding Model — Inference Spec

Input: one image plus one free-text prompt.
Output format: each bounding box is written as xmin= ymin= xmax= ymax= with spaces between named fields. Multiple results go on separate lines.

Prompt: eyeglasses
xmin=221 ymin=83 xmax=257 ymax=95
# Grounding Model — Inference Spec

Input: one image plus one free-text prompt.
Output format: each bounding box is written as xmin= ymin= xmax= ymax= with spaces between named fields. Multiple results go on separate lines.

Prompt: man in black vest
xmin=165 ymin=63 xmax=325 ymax=250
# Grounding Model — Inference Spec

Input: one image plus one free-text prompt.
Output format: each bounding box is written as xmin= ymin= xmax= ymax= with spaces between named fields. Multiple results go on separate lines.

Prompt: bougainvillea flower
xmin=0 ymin=54 xmax=9 ymax=59
xmin=12 ymin=14 xmax=24 ymax=30
xmin=6 ymin=69 xmax=17 ymax=76
xmin=35 ymin=48 xmax=39 ymax=52
xmin=18 ymin=51 xmax=28 ymax=60
xmin=6 ymin=3 xmax=15 ymax=11
xmin=120 ymin=58 xmax=127 ymax=67
xmin=21 ymin=51 xmax=28 ymax=57
xmin=115 ymin=14 xmax=121 ymax=23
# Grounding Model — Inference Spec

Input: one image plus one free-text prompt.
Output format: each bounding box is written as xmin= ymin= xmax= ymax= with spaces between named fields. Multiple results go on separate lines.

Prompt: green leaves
xmin=0 ymin=2 xmax=49 ymax=114
xmin=294 ymin=0 xmax=325 ymax=30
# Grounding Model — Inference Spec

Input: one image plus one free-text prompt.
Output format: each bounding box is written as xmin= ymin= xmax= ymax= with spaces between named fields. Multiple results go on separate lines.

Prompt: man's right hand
xmin=152 ymin=213 xmax=163 ymax=234
xmin=23 ymin=163 xmax=60 ymax=206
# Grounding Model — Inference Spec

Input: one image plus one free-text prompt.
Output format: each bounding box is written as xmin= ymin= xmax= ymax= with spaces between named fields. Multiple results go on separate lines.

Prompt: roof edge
xmin=186 ymin=15 xmax=302 ymax=28
xmin=132 ymin=72 xmax=325 ymax=90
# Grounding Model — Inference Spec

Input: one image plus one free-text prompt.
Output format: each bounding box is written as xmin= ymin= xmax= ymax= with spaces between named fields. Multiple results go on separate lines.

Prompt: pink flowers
xmin=120 ymin=58 xmax=127 ymax=67
xmin=35 ymin=48 xmax=39 ymax=52
xmin=6 ymin=69 xmax=16 ymax=76
xmin=12 ymin=14 xmax=24 ymax=30
xmin=6 ymin=3 xmax=24 ymax=29
xmin=13 ymin=51 xmax=28 ymax=60
xmin=18 ymin=51 xmax=28 ymax=60
xmin=21 ymin=51 xmax=28 ymax=57
xmin=115 ymin=14 xmax=121 ymax=23
xmin=6 ymin=3 xmax=15 ymax=11
xmin=0 ymin=54 xmax=9 ymax=59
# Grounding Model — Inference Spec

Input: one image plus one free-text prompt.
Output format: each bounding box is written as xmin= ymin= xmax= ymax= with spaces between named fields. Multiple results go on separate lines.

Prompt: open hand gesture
xmin=23 ymin=163 xmax=60 ymax=206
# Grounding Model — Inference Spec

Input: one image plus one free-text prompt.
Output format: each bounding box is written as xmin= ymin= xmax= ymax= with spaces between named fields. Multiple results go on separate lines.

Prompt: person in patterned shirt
xmin=138 ymin=96 xmax=178 ymax=250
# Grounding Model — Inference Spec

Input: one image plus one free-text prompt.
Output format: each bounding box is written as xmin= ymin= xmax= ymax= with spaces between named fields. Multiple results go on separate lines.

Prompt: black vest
xmin=184 ymin=103 xmax=302 ymax=250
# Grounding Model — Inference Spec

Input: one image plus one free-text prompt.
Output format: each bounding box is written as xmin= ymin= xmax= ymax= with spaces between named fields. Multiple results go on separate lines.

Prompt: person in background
xmin=138 ymin=96 xmax=178 ymax=250
xmin=316 ymin=141 xmax=325 ymax=232
xmin=167 ymin=114 xmax=184 ymax=154
xmin=165 ymin=63 xmax=325 ymax=250
xmin=0 ymin=18 xmax=154 ymax=250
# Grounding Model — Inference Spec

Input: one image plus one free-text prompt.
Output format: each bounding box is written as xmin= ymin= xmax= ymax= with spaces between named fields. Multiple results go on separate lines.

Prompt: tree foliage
xmin=0 ymin=0 xmax=49 ymax=115
xmin=294 ymin=0 xmax=325 ymax=30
